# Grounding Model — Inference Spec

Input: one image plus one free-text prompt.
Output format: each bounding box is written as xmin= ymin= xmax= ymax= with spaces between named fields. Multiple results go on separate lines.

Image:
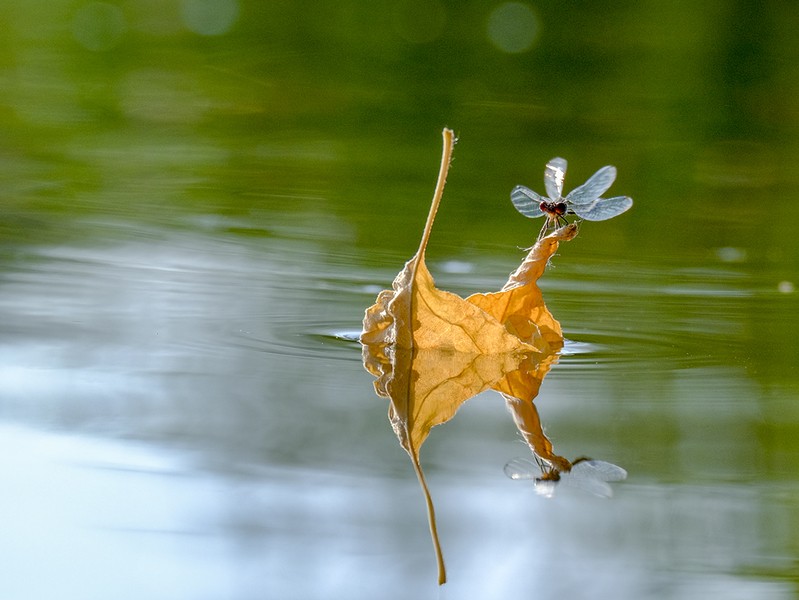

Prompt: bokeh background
xmin=1 ymin=1 xmax=798 ymax=599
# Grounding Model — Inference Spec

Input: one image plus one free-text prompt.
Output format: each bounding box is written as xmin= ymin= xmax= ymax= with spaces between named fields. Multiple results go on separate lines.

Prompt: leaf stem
xmin=416 ymin=128 xmax=455 ymax=259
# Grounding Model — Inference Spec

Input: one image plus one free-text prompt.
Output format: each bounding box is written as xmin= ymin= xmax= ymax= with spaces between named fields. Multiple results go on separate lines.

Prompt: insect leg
xmin=537 ymin=220 xmax=549 ymax=241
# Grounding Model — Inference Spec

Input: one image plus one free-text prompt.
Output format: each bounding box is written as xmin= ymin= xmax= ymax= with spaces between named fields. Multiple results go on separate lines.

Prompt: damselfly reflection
xmin=511 ymin=157 xmax=633 ymax=240
xmin=504 ymin=455 xmax=627 ymax=498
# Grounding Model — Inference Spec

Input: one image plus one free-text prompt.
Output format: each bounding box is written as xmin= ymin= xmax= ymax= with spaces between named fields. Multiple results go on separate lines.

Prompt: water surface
xmin=1 ymin=2 xmax=799 ymax=599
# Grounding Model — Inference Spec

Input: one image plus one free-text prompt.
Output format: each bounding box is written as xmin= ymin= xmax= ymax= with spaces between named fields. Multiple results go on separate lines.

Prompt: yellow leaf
xmin=466 ymin=223 xmax=578 ymax=352
xmin=361 ymin=129 xmax=537 ymax=356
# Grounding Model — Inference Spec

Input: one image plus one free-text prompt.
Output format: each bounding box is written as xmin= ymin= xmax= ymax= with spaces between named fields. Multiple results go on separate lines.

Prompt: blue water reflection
xmin=3 ymin=421 xmax=795 ymax=600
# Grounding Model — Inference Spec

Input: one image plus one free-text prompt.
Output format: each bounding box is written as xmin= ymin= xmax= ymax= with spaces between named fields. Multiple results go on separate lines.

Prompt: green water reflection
xmin=1 ymin=1 xmax=799 ymax=598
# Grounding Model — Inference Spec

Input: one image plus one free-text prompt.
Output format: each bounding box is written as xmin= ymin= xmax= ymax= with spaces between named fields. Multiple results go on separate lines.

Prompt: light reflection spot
xmin=715 ymin=246 xmax=747 ymax=263
xmin=486 ymin=2 xmax=539 ymax=54
xmin=438 ymin=260 xmax=474 ymax=274
xmin=181 ymin=0 xmax=239 ymax=36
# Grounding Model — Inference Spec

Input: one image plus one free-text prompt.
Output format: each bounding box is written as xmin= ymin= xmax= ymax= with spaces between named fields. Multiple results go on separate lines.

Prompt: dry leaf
xmin=466 ymin=223 xmax=578 ymax=353
xmin=361 ymin=130 xmax=538 ymax=357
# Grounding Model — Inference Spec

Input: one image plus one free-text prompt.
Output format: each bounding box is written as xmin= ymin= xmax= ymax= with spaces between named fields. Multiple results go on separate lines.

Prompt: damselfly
xmin=504 ymin=455 xmax=627 ymax=498
xmin=511 ymin=157 xmax=633 ymax=240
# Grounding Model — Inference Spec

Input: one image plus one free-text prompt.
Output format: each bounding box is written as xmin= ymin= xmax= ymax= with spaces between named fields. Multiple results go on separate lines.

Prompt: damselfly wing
xmin=504 ymin=456 xmax=627 ymax=498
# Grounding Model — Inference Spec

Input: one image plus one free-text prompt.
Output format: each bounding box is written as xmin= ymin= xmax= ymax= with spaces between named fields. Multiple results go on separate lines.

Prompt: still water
xmin=1 ymin=1 xmax=799 ymax=599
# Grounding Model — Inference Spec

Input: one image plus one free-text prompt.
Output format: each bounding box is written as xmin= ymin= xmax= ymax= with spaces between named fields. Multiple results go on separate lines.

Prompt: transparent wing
xmin=571 ymin=196 xmax=633 ymax=221
xmin=562 ymin=460 xmax=627 ymax=498
xmin=544 ymin=157 xmax=568 ymax=200
xmin=571 ymin=459 xmax=628 ymax=482
xmin=561 ymin=475 xmax=614 ymax=498
xmin=510 ymin=186 xmax=546 ymax=219
xmin=566 ymin=165 xmax=617 ymax=206
xmin=503 ymin=457 xmax=540 ymax=480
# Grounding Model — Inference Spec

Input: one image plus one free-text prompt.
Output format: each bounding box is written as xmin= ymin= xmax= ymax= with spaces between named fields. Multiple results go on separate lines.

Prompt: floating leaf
xmin=466 ymin=223 xmax=578 ymax=353
xmin=361 ymin=130 xmax=537 ymax=356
